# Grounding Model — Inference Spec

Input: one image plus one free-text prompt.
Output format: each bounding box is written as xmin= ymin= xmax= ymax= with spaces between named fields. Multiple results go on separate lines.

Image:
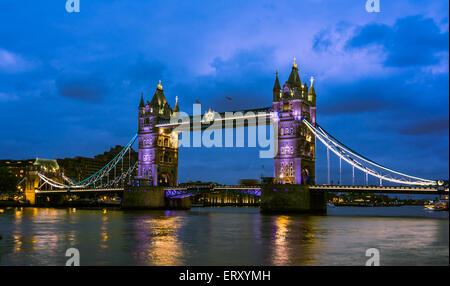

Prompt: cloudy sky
xmin=0 ymin=0 xmax=448 ymax=184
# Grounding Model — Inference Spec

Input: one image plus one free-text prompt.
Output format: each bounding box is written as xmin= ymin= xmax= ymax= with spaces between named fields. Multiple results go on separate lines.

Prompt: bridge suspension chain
xmin=302 ymin=119 xmax=436 ymax=186
xmin=37 ymin=134 xmax=138 ymax=189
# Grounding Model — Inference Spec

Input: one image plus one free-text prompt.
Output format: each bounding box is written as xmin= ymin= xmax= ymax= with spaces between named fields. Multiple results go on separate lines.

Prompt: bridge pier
xmin=260 ymin=184 xmax=327 ymax=214
xmin=122 ymin=186 xmax=190 ymax=209
xmin=24 ymin=171 xmax=40 ymax=205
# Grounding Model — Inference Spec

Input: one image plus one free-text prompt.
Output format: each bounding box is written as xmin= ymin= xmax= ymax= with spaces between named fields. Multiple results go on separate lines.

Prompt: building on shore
xmin=0 ymin=146 xmax=138 ymax=183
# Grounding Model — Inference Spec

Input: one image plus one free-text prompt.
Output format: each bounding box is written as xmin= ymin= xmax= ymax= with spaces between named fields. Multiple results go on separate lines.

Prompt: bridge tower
xmin=272 ymin=58 xmax=317 ymax=184
xmin=137 ymin=81 xmax=179 ymax=186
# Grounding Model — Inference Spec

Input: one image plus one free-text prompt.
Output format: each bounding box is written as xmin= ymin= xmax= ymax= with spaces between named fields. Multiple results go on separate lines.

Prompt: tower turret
xmin=273 ymin=71 xmax=281 ymax=101
xmin=173 ymin=96 xmax=180 ymax=113
xmin=287 ymin=57 xmax=302 ymax=88
xmin=139 ymin=91 xmax=145 ymax=108
xmin=149 ymin=80 xmax=172 ymax=117
xmin=308 ymin=76 xmax=316 ymax=106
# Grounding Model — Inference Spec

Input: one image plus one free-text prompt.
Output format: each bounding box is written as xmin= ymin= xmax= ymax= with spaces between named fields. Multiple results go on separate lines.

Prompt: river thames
xmin=0 ymin=206 xmax=448 ymax=266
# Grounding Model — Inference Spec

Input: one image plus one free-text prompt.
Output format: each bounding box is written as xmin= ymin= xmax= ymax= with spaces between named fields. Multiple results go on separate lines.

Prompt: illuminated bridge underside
xmin=164 ymin=185 xmax=447 ymax=198
xmin=165 ymin=186 xmax=262 ymax=198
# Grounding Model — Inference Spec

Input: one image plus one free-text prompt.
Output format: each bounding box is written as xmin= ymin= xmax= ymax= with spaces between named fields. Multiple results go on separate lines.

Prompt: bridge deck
xmin=34 ymin=185 xmax=447 ymax=195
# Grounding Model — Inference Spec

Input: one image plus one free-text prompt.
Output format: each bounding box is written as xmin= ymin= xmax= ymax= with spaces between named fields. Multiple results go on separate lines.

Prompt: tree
xmin=0 ymin=167 xmax=19 ymax=196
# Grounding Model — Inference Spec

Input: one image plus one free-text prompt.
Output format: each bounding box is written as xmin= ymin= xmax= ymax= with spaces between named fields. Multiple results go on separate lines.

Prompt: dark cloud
xmin=313 ymin=30 xmax=333 ymax=52
xmin=347 ymin=15 xmax=449 ymax=67
xmin=126 ymin=57 xmax=165 ymax=84
xmin=322 ymin=97 xmax=392 ymax=115
xmin=57 ymin=75 xmax=107 ymax=102
xmin=399 ymin=118 xmax=449 ymax=136
xmin=319 ymin=77 xmax=408 ymax=115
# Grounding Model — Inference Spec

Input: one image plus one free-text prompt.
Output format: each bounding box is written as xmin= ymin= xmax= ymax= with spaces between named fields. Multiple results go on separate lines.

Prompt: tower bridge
xmin=29 ymin=58 xmax=447 ymax=212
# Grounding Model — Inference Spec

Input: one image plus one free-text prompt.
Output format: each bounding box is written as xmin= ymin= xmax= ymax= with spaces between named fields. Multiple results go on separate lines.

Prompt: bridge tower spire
xmin=273 ymin=70 xmax=281 ymax=101
xmin=273 ymin=59 xmax=316 ymax=184
xmin=137 ymin=81 xmax=179 ymax=187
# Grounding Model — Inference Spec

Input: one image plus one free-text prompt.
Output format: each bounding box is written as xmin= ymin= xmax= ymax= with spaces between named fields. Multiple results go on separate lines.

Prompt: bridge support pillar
xmin=24 ymin=171 xmax=40 ymax=205
xmin=165 ymin=197 xmax=191 ymax=210
xmin=260 ymin=184 xmax=326 ymax=214
xmin=122 ymin=186 xmax=165 ymax=209
xmin=122 ymin=186 xmax=190 ymax=210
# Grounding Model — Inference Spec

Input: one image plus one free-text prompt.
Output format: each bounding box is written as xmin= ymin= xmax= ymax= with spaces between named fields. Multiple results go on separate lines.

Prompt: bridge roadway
xmin=34 ymin=184 xmax=448 ymax=196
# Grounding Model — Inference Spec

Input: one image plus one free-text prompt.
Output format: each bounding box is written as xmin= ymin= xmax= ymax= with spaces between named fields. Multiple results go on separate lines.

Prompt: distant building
xmin=0 ymin=159 xmax=35 ymax=179
xmin=57 ymin=146 xmax=138 ymax=182
xmin=0 ymin=146 xmax=138 ymax=182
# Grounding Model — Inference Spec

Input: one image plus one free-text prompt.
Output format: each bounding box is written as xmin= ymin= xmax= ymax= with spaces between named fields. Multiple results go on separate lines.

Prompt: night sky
xmin=0 ymin=0 xmax=448 ymax=184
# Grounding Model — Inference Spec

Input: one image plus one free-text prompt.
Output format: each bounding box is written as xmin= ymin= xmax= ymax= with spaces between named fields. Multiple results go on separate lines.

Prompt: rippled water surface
xmin=0 ymin=206 xmax=448 ymax=265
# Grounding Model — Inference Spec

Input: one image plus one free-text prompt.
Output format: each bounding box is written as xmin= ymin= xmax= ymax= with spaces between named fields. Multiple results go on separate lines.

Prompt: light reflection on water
xmin=0 ymin=206 xmax=448 ymax=266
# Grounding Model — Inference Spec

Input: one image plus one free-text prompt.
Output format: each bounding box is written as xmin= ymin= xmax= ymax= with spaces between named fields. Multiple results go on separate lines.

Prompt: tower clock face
xmin=283 ymin=86 xmax=290 ymax=94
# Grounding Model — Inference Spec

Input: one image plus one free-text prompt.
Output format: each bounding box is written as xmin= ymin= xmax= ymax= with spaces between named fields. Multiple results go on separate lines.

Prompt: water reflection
xmin=131 ymin=212 xmax=184 ymax=265
xmin=0 ymin=206 xmax=448 ymax=265
xmin=266 ymin=215 xmax=320 ymax=265
xmin=271 ymin=216 xmax=290 ymax=265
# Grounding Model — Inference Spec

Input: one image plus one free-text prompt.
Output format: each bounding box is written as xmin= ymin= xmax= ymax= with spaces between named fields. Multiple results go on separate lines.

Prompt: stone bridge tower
xmin=137 ymin=81 xmax=179 ymax=186
xmin=272 ymin=58 xmax=317 ymax=184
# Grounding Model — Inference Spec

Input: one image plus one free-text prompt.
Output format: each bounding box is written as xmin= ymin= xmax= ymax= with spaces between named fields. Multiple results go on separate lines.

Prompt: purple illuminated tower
xmin=273 ymin=58 xmax=316 ymax=184
xmin=137 ymin=81 xmax=179 ymax=186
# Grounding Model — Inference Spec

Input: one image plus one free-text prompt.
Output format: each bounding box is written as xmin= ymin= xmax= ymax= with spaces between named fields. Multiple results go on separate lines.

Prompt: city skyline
xmin=0 ymin=0 xmax=448 ymax=184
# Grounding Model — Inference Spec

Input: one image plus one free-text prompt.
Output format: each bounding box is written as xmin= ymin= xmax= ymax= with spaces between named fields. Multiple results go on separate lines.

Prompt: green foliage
xmin=0 ymin=167 xmax=19 ymax=195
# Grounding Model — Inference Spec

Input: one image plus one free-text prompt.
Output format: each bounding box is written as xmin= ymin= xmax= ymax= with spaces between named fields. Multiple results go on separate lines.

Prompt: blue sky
xmin=0 ymin=0 xmax=448 ymax=184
